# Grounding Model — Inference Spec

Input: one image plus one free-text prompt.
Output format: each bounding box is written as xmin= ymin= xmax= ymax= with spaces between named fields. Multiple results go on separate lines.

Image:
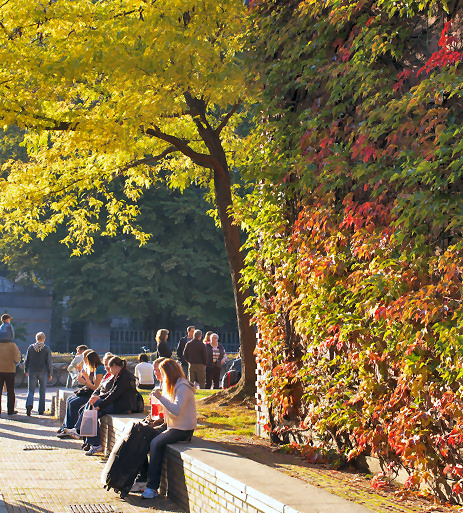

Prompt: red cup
xmin=150 ymin=396 xmax=164 ymax=418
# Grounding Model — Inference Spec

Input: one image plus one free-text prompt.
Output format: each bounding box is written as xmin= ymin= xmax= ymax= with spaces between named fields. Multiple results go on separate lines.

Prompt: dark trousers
xmin=146 ymin=427 xmax=194 ymax=490
xmin=0 ymin=372 xmax=16 ymax=414
xmin=205 ymin=365 xmax=221 ymax=389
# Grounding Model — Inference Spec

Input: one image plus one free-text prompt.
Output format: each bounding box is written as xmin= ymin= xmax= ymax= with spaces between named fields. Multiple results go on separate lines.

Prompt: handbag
xmin=80 ymin=405 xmax=98 ymax=437
xmin=74 ymin=386 xmax=93 ymax=398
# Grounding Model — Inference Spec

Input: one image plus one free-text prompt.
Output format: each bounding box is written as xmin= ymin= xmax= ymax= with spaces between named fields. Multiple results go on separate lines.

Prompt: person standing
xmin=176 ymin=326 xmax=194 ymax=378
xmin=155 ymin=329 xmax=172 ymax=359
xmin=67 ymin=344 xmax=88 ymax=387
xmin=205 ymin=333 xmax=227 ymax=389
xmin=24 ymin=332 xmax=53 ymax=416
xmin=183 ymin=329 xmax=207 ymax=389
xmin=0 ymin=314 xmax=21 ymax=416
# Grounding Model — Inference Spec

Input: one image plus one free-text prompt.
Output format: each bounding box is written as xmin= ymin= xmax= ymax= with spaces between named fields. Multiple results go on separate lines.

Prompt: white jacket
xmin=157 ymin=378 xmax=197 ymax=431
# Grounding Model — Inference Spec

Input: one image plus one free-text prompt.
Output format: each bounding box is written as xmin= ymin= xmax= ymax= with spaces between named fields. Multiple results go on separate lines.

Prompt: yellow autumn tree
xmin=0 ymin=0 xmax=256 ymax=390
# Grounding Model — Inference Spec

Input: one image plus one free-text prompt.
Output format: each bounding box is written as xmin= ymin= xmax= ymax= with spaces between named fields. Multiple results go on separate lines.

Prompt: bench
xmin=53 ymin=389 xmax=372 ymax=513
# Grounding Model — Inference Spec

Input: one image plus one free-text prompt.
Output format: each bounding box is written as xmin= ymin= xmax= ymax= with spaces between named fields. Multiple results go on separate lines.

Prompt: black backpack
xmin=221 ymin=369 xmax=241 ymax=389
xmin=134 ymin=391 xmax=145 ymax=413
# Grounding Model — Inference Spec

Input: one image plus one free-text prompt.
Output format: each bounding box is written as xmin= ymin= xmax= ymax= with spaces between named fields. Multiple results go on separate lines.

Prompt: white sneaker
xmin=64 ymin=428 xmax=81 ymax=439
xmin=85 ymin=445 xmax=103 ymax=456
xmin=141 ymin=488 xmax=159 ymax=499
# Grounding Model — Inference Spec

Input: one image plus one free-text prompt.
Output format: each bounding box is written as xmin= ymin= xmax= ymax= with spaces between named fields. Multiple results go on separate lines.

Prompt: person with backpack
xmin=0 ymin=314 xmax=21 ymax=416
xmin=24 ymin=332 xmax=53 ymax=416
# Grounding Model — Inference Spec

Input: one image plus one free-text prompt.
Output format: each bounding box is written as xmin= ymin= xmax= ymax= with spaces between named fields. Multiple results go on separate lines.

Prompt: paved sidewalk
xmin=0 ymin=387 xmax=182 ymax=513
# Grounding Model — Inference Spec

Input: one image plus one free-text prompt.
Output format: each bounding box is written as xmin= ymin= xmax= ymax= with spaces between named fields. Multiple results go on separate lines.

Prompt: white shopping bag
xmin=80 ymin=405 xmax=98 ymax=437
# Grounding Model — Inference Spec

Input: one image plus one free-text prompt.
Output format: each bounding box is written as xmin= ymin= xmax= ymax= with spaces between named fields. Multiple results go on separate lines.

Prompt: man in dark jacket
xmin=176 ymin=326 xmax=194 ymax=378
xmin=183 ymin=329 xmax=207 ymax=388
xmin=24 ymin=332 xmax=53 ymax=416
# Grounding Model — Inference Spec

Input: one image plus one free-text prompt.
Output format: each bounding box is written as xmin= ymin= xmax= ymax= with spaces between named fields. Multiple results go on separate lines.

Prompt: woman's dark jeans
xmin=146 ymin=427 xmax=194 ymax=490
xmin=63 ymin=394 xmax=89 ymax=428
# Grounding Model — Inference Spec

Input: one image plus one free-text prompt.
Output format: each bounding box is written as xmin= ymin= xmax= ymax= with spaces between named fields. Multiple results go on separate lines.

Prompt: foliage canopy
xmin=0 ymin=0 xmax=257 ymax=389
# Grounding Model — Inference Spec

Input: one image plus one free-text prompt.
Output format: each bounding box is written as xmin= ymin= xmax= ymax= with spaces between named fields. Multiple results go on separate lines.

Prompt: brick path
xmin=0 ymin=387 xmax=182 ymax=513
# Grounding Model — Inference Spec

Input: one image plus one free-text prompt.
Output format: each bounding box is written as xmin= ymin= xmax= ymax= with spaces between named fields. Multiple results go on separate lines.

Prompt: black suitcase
xmin=101 ymin=420 xmax=164 ymax=498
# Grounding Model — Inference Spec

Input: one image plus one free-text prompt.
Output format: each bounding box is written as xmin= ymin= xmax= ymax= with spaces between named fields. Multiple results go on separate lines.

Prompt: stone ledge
xmin=54 ymin=391 xmax=373 ymax=513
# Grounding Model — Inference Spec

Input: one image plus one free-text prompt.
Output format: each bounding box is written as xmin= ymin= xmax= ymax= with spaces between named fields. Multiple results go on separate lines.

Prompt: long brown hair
xmin=86 ymin=351 xmax=103 ymax=371
xmin=156 ymin=329 xmax=169 ymax=344
xmin=159 ymin=359 xmax=185 ymax=399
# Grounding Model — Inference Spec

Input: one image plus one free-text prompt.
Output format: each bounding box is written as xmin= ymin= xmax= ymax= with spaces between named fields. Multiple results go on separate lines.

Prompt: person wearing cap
xmin=0 ymin=314 xmax=21 ymax=416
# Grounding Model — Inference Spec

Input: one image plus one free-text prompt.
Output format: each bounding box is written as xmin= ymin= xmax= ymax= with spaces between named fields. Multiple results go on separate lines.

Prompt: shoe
xmin=57 ymin=432 xmax=72 ymax=439
xmin=82 ymin=443 xmax=90 ymax=451
xmin=141 ymin=488 xmax=159 ymax=499
xmin=7 ymin=411 xmax=18 ymax=416
xmin=85 ymin=445 xmax=103 ymax=456
xmin=64 ymin=428 xmax=81 ymax=439
xmin=26 ymin=405 xmax=32 ymax=416
xmin=57 ymin=427 xmax=65 ymax=434
xmin=38 ymin=411 xmax=44 ymax=415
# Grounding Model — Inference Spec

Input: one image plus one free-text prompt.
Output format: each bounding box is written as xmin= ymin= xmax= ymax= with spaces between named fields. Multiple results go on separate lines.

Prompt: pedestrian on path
xmin=24 ymin=332 xmax=53 ymax=416
xmin=0 ymin=313 xmax=21 ymax=416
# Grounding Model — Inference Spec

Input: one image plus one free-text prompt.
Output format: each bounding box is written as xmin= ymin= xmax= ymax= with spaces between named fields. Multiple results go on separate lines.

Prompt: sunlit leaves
xmin=243 ymin=0 xmax=463 ymax=495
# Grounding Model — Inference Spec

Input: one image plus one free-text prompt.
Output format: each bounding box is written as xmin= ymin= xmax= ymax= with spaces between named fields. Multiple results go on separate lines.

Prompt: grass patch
xmin=139 ymin=388 xmax=255 ymax=439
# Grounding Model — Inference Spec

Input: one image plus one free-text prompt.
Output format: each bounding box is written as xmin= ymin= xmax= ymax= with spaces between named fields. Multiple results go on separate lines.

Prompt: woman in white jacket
xmin=142 ymin=358 xmax=197 ymax=499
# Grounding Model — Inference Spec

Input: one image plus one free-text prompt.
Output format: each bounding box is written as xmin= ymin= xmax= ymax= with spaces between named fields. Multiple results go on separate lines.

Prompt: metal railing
xmin=109 ymin=329 xmax=240 ymax=355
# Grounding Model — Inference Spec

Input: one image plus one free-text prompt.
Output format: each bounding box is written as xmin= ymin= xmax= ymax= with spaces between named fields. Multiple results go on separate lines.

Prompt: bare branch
xmin=215 ymin=100 xmax=242 ymax=135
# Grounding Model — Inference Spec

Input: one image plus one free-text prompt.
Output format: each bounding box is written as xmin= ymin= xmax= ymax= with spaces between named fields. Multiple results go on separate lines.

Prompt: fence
xmin=110 ymin=329 xmax=240 ymax=355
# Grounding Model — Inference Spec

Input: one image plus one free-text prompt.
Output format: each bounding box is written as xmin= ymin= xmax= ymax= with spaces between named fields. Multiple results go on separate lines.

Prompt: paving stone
xmin=0 ymin=387 xmax=183 ymax=513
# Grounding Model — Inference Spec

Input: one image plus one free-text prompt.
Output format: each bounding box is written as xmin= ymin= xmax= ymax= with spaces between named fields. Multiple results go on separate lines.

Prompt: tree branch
xmin=144 ymin=126 xmax=217 ymax=169
xmin=118 ymin=146 xmax=178 ymax=172
xmin=215 ymin=100 xmax=242 ymax=135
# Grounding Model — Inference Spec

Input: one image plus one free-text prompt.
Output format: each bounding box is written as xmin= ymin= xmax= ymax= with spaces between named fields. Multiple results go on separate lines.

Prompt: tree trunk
xmin=212 ymin=160 xmax=257 ymax=396
xmin=180 ymin=93 xmax=257 ymax=396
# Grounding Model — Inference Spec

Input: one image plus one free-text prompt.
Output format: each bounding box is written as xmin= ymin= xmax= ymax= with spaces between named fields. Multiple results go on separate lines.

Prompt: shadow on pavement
xmin=0 ymin=416 xmax=84 ymax=451
xmin=14 ymin=500 xmax=54 ymax=513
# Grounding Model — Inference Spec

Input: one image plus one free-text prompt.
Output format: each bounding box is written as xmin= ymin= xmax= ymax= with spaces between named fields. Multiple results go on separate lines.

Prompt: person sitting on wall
xmin=67 ymin=345 xmax=88 ymax=388
xmin=142 ymin=358 xmax=197 ymax=499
